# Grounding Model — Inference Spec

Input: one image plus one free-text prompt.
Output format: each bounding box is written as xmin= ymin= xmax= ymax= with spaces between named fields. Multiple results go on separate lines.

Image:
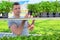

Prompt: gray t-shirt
xmin=8 ymin=16 xmax=29 ymax=36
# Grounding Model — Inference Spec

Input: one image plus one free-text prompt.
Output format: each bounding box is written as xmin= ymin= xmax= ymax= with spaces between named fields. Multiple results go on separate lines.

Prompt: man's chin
xmin=16 ymin=14 xmax=20 ymax=16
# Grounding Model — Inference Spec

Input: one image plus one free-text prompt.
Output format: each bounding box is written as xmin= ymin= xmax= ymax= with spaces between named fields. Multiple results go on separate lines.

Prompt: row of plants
xmin=0 ymin=1 xmax=60 ymax=17
xmin=29 ymin=19 xmax=60 ymax=35
xmin=0 ymin=33 xmax=60 ymax=40
xmin=0 ymin=20 xmax=60 ymax=33
xmin=0 ymin=20 xmax=60 ymax=40
xmin=0 ymin=1 xmax=13 ymax=18
xmin=27 ymin=1 xmax=60 ymax=17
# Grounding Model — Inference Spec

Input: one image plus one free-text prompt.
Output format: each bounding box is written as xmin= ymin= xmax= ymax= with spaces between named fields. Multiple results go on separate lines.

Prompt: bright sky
xmin=0 ymin=0 xmax=57 ymax=4
xmin=0 ymin=0 xmax=58 ymax=17
xmin=28 ymin=0 xmax=57 ymax=4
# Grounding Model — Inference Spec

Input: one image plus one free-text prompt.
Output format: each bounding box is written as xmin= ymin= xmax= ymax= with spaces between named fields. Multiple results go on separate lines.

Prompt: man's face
xmin=13 ymin=5 xmax=20 ymax=15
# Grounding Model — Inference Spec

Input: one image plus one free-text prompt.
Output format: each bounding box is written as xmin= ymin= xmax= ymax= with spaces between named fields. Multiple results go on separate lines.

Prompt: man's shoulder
xmin=8 ymin=16 xmax=14 ymax=18
xmin=8 ymin=16 xmax=24 ymax=18
xmin=20 ymin=16 xmax=24 ymax=18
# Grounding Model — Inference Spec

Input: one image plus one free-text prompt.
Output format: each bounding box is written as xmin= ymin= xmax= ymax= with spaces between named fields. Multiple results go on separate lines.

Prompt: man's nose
xmin=17 ymin=8 xmax=20 ymax=11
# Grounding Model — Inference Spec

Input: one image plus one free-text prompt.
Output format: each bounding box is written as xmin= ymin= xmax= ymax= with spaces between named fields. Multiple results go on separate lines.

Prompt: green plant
xmin=27 ymin=1 xmax=60 ymax=16
xmin=0 ymin=33 xmax=60 ymax=40
xmin=0 ymin=1 xmax=13 ymax=13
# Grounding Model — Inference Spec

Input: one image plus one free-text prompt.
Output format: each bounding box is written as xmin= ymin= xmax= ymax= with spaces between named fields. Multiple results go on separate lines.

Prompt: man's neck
xmin=14 ymin=15 xmax=20 ymax=18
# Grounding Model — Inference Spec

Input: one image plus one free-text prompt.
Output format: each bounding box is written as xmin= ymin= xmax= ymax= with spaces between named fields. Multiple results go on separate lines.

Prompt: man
xmin=8 ymin=2 xmax=35 ymax=36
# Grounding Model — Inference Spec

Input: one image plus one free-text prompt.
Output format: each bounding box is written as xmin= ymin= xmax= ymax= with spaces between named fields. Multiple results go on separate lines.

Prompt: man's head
xmin=12 ymin=2 xmax=20 ymax=16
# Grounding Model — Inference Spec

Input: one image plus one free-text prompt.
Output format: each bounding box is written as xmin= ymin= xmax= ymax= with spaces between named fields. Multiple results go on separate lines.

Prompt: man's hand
xmin=25 ymin=14 xmax=33 ymax=18
xmin=28 ymin=20 xmax=35 ymax=31
xmin=28 ymin=24 xmax=34 ymax=31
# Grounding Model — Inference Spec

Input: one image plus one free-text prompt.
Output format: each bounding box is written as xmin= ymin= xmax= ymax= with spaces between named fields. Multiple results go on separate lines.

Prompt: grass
xmin=0 ymin=33 xmax=60 ymax=40
xmin=0 ymin=20 xmax=10 ymax=32
xmin=0 ymin=19 xmax=60 ymax=34
xmin=29 ymin=19 xmax=60 ymax=35
xmin=0 ymin=19 xmax=60 ymax=40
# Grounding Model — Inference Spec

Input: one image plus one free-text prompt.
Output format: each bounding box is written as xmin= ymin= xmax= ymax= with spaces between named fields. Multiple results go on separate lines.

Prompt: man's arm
xmin=10 ymin=20 xmax=26 ymax=35
xmin=28 ymin=20 xmax=35 ymax=30
xmin=10 ymin=14 xmax=29 ymax=35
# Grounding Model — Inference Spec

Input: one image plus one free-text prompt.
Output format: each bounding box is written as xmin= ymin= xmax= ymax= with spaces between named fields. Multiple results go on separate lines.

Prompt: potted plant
xmin=0 ymin=3 xmax=3 ymax=18
xmin=0 ymin=1 xmax=13 ymax=18
xmin=27 ymin=4 xmax=38 ymax=17
xmin=56 ymin=1 xmax=60 ymax=17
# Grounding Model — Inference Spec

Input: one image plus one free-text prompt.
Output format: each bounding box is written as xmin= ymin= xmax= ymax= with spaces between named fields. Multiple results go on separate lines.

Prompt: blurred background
xmin=0 ymin=0 xmax=60 ymax=39
xmin=0 ymin=0 xmax=60 ymax=18
xmin=0 ymin=19 xmax=60 ymax=36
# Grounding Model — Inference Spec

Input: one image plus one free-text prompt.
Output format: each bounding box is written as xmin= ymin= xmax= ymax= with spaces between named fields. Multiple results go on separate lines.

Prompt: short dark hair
xmin=13 ymin=2 xmax=20 ymax=5
xmin=12 ymin=2 xmax=20 ymax=8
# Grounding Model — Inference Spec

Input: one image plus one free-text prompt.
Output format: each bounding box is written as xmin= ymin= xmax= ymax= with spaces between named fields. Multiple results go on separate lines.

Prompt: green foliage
xmin=27 ymin=1 xmax=60 ymax=16
xmin=29 ymin=20 xmax=60 ymax=35
xmin=0 ymin=20 xmax=60 ymax=34
xmin=0 ymin=33 xmax=60 ymax=40
xmin=0 ymin=20 xmax=60 ymax=40
xmin=0 ymin=1 xmax=13 ymax=14
xmin=0 ymin=20 xmax=10 ymax=32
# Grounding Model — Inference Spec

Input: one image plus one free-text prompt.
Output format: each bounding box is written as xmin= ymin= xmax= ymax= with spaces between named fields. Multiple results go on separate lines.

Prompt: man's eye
xmin=15 ymin=8 xmax=17 ymax=10
xmin=14 ymin=8 xmax=20 ymax=10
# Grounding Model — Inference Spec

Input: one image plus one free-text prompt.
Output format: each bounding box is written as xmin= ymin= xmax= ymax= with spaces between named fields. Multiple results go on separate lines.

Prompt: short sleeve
xmin=8 ymin=20 xmax=17 ymax=28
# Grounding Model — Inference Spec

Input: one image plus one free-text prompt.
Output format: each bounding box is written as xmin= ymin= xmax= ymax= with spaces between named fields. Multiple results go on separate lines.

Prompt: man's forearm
xmin=31 ymin=20 xmax=35 ymax=24
xmin=20 ymin=20 xmax=26 ymax=27
xmin=28 ymin=20 xmax=35 ymax=28
xmin=17 ymin=20 xmax=26 ymax=35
